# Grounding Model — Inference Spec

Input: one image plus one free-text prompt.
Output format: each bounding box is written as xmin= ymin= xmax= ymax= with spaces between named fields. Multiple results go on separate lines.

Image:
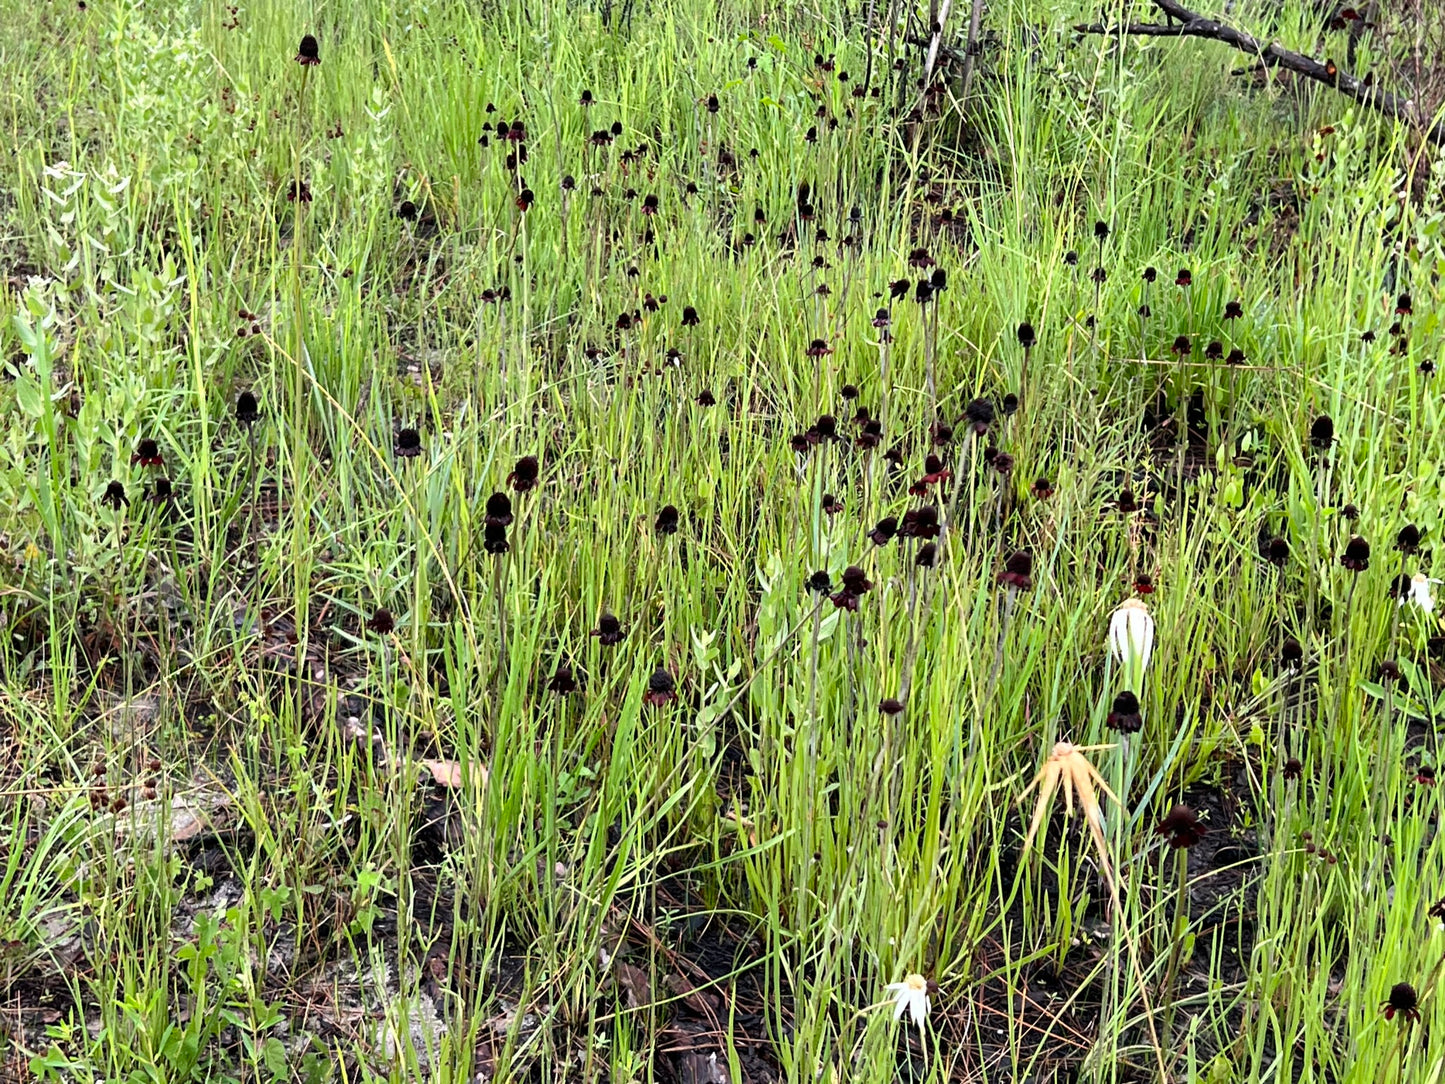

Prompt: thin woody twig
xmin=1075 ymin=0 xmax=1444 ymax=146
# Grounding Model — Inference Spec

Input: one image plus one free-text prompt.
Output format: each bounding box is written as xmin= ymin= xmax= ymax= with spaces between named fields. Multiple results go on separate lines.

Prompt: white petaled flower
xmin=1108 ymin=599 xmax=1154 ymax=689
xmin=886 ymin=973 xmax=931 ymax=1029
xmin=1406 ymin=572 xmax=1438 ymax=615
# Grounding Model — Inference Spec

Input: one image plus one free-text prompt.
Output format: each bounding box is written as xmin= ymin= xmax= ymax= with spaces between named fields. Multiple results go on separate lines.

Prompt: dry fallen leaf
xmin=420 ymin=759 xmax=487 ymax=788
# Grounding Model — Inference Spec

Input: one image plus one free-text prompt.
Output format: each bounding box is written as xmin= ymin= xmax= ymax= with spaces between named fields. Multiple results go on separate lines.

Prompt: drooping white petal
xmin=1410 ymin=573 xmax=1437 ymax=615
xmin=1108 ymin=599 xmax=1154 ymax=688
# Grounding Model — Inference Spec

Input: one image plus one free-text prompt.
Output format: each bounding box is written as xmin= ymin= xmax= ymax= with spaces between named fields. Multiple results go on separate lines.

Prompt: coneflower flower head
xmin=1155 ymin=803 xmax=1205 ymax=848
xmin=1340 ymin=536 xmax=1370 ymax=572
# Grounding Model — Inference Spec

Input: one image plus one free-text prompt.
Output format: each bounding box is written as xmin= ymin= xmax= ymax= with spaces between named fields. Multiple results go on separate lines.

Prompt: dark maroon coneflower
xmin=485 ymin=492 xmax=514 ymax=526
xmin=840 ymin=383 xmax=860 ymax=401
xmin=907 ymin=247 xmax=934 ymax=269
xmin=915 ymin=542 xmax=938 ymax=568
xmin=1396 ymin=293 xmax=1413 ymax=316
xmin=1396 ymin=523 xmax=1421 ymax=554
xmin=806 ymin=338 xmax=832 ymax=358
xmin=1309 ymin=415 xmax=1334 ymax=450
xmin=124 ymin=437 xmax=164 ymax=471
xmin=396 ymin=200 xmax=417 ymax=221
xmin=888 ymin=279 xmax=910 ymax=301
xmin=1204 ymin=340 xmax=1223 ymax=361
xmin=1155 ymin=803 xmax=1205 ymax=848
xmin=1417 ymin=764 xmax=1436 ymax=786
xmin=1002 ymin=393 xmax=1019 ymax=415
xmin=992 ymin=452 xmax=1015 ymax=476
xmin=964 ymin=398 xmax=995 ymax=434
xmin=655 ymin=504 xmax=680 ymax=536
xmin=483 ymin=523 xmax=509 ymax=554
xmin=1381 ymin=982 xmax=1419 ymax=1024
xmin=1142 ymin=266 xmax=1157 ymax=284
xmin=548 ymin=664 xmax=577 ymax=694
xmin=1017 ymin=322 xmax=1036 ymax=350
xmin=869 ymin=517 xmax=898 ymax=546
xmin=1171 ymin=335 xmax=1192 ymax=357
xmin=1116 ymin=488 xmax=1139 ymax=514
xmin=1265 ymin=536 xmax=1290 ymax=567
xmin=879 ymin=697 xmax=905 ymax=716
xmin=1224 ymin=300 xmax=1243 ymax=320
xmin=1134 ymin=573 xmax=1155 ymax=595
xmin=1282 ymin=757 xmax=1302 ymax=780
xmin=296 ymin=33 xmax=320 ymax=65
xmin=1063 ymin=250 xmax=1078 ymax=267
xmin=508 ymin=455 xmax=539 ymax=492
xmin=1031 ymin=477 xmax=1054 ymax=500
xmin=1380 ymin=660 xmax=1403 ymax=683
xmin=807 ymin=570 xmax=833 ymax=595
xmin=899 ymin=505 xmax=940 ymax=540
xmin=1226 ymin=348 xmax=1246 ymax=365
xmin=1106 ymin=690 xmax=1143 ymax=733
xmin=1341 ymin=503 xmax=1360 ymax=521
xmin=644 ymin=668 xmax=677 ymax=706
xmin=366 ymin=608 xmax=395 ymax=634
xmin=1340 ymin=536 xmax=1371 ymax=572
xmin=696 ymin=389 xmax=716 ymax=406
xmin=681 ymin=305 xmax=699 ymax=327
xmin=998 ymin=550 xmax=1033 ymax=590
xmin=591 ymin=614 xmax=625 ymax=645
xmin=395 ymin=428 xmax=423 ymax=458
xmin=1175 ymin=268 xmax=1192 ymax=287
xmin=236 ymin=391 xmax=260 ymax=426
xmin=1281 ymin=637 xmax=1303 ymax=670
xmin=101 ymin=480 xmax=128 ymax=510
xmin=822 ymin=493 xmax=843 ymax=515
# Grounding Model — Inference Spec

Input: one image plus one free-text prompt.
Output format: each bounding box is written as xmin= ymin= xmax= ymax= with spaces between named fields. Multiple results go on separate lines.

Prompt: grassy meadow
xmin=1 ymin=0 xmax=1443 ymax=1080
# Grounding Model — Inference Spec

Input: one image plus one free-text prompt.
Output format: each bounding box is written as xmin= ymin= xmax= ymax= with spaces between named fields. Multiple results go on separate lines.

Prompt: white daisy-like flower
xmin=886 ymin=973 xmax=931 ymax=1029
xmin=1405 ymin=572 xmax=1438 ymax=615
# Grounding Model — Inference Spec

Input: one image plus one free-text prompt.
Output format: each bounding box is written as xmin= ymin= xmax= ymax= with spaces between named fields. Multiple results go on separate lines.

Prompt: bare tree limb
xmin=958 ymin=0 xmax=988 ymax=101
xmin=1075 ymin=0 xmax=1444 ymax=146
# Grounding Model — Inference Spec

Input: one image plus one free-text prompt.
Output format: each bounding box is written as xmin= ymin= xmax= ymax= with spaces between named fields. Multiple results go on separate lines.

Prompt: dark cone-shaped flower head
xmin=1172 ymin=335 xmax=1192 ymax=357
xmin=964 ymin=398 xmax=995 ymax=434
xmin=644 ymin=667 xmax=677 ymax=706
xmin=1396 ymin=293 xmax=1413 ymax=316
xmin=1155 ymin=803 xmax=1205 ymax=848
xmin=1381 ymin=983 xmax=1419 ymax=1023
xmin=1282 ymin=757 xmax=1302 ymax=780
xmin=879 ymin=697 xmax=905 ymax=716
xmin=807 ymin=570 xmax=833 ymax=595
xmin=132 ymin=439 xmax=163 ymax=467
xmin=395 ymin=428 xmax=423 ymax=458
xmin=655 ymin=504 xmax=680 ymax=536
xmin=1032 ymin=477 xmax=1054 ymax=500
xmin=1266 ymin=536 xmax=1289 ymax=567
xmin=1396 ymin=523 xmax=1421 ymax=554
xmin=1106 ymin=690 xmax=1142 ymax=733
xmin=1340 ymin=535 xmax=1370 ymax=572
xmin=296 ymin=33 xmax=320 ymax=65
xmin=485 ymin=492 xmax=513 ymax=526
xmin=1142 ymin=266 xmax=1157 ymax=284
xmin=1016 ymin=322 xmax=1036 ymax=349
xmin=1094 ymin=219 xmax=1109 ymax=241
xmin=366 ymin=608 xmax=395 ymax=634
xmin=591 ymin=613 xmax=624 ymax=645
xmin=869 ymin=516 xmax=898 ymax=546
xmin=508 ymin=455 xmax=539 ymax=492
xmin=236 ymin=391 xmax=260 ymax=426
xmin=998 ymin=550 xmax=1033 ymax=590
xmin=915 ymin=542 xmax=937 ymax=568
xmin=1281 ymin=637 xmax=1303 ymax=669
xmin=1224 ymin=300 xmax=1243 ymax=320
xmin=1309 ymin=415 xmax=1334 ymax=450
xmin=101 ymin=480 xmax=128 ymax=510
xmin=1134 ymin=573 xmax=1155 ymax=595
xmin=1175 ymin=268 xmax=1192 ymax=287
xmin=547 ymin=663 xmax=577 ymax=694
xmin=899 ymin=505 xmax=940 ymax=540
xmin=483 ymin=523 xmax=509 ymax=554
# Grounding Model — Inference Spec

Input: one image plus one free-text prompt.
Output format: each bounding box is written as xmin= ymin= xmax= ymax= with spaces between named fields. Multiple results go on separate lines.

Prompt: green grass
xmin=0 ymin=0 xmax=1443 ymax=1080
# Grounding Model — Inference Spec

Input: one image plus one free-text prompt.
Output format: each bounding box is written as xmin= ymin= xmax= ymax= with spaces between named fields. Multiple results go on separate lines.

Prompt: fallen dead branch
xmin=1074 ymin=0 xmax=1444 ymax=146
